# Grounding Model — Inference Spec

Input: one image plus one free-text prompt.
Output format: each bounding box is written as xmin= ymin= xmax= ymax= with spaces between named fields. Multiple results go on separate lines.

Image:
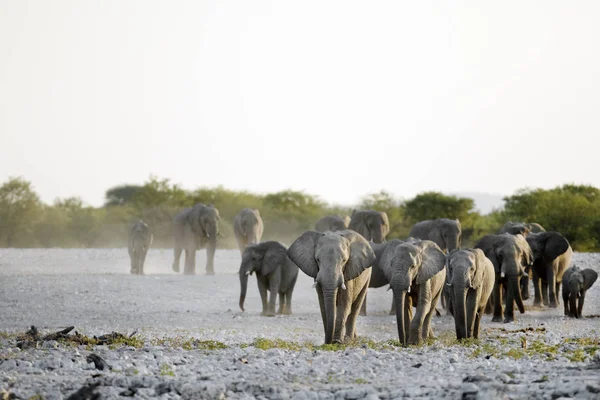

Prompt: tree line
xmin=1 ymin=176 xmax=598 ymax=251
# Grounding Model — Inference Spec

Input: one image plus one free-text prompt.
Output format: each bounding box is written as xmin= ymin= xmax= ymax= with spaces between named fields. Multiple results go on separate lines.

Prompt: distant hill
xmin=452 ymin=192 xmax=505 ymax=215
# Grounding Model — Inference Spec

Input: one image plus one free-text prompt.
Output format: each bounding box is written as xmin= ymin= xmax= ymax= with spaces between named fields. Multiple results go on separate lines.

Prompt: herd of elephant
xmin=127 ymin=204 xmax=598 ymax=346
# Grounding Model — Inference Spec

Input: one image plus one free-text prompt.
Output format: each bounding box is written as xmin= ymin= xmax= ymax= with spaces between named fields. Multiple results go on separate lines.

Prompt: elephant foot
xmin=491 ymin=315 xmax=503 ymax=323
xmin=521 ymin=292 xmax=530 ymax=301
xmin=282 ymin=309 xmax=292 ymax=315
xmin=388 ymin=309 xmax=395 ymax=316
xmin=332 ymin=338 xmax=344 ymax=345
xmin=548 ymin=301 xmax=558 ymax=308
xmin=359 ymin=310 xmax=366 ymax=316
xmin=172 ymin=265 xmax=180 ymax=273
xmin=533 ymin=301 xmax=543 ymax=308
xmin=503 ymin=315 xmax=515 ymax=323
xmin=205 ymin=269 xmax=215 ymax=276
xmin=260 ymin=311 xmax=275 ymax=317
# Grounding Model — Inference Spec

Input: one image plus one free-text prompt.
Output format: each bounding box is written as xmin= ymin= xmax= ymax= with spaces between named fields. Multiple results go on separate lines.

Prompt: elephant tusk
xmin=341 ymin=282 xmax=347 ymax=290
xmin=407 ymin=286 xmax=411 ymax=293
xmin=387 ymin=285 xmax=392 ymax=291
xmin=446 ymin=282 xmax=452 ymax=287
xmin=245 ymin=271 xmax=251 ymax=276
xmin=312 ymin=282 xmax=318 ymax=289
xmin=500 ymin=271 xmax=505 ymax=278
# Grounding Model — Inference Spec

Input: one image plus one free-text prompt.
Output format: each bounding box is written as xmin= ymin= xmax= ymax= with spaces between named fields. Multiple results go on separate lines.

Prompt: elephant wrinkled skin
xmin=128 ymin=220 xmax=153 ymax=275
xmin=172 ymin=203 xmax=220 ymax=275
xmin=287 ymin=230 xmax=375 ymax=344
xmin=239 ymin=241 xmax=299 ymax=316
xmin=233 ymin=208 xmax=264 ymax=255
xmin=315 ymin=215 xmax=350 ymax=233
xmin=562 ymin=265 xmax=598 ymax=318
xmin=348 ymin=210 xmax=389 ymax=243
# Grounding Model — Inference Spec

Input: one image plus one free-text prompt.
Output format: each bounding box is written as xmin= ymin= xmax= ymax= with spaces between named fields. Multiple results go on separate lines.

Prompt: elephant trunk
xmin=505 ymin=275 xmax=525 ymax=319
xmin=453 ymin=284 xmax=469 ymax=340
xmin=570 ymin=295 xmax=578 ymax=318
xmin=206 ymin=236 xmax=217 ymax=274
xmin=239 ymin=268 xmax=249 ymax=312
xmin=323 ymin=288 xmax=338 ymax=344
xmin=395 ymin=290 xmax=408 ymax=345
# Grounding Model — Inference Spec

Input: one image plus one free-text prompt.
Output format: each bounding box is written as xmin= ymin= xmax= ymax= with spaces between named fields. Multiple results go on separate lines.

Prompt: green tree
xmin=105 ymin=184 xmax=143 ymax=206
xmin=404 ymin=192 xmax=476 ymax=224
xmin=0 ymin=177 xmax=41 ymax=247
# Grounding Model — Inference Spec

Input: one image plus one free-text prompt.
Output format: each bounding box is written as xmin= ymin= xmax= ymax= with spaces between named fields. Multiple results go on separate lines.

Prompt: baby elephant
xmin=128 ymin=220 xmax=153 ymax=275
xmin=239 ymin=241 xmax=299 ymax=316
xmin=446 ymin=249 xmax=494 ymax=340
xmin=562 ymin=265 xmax=598 ymax=318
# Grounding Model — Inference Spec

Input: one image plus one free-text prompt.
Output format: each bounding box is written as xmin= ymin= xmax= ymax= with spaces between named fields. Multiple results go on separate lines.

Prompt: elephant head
xmin=238 ymin=241 xmax=285 ymax=312
xmin=189 ymin=203 xmax=220 ymax=241
xmin=409 ymin=219 xmax=462 ymax=254
xmin=524 ymin=231 xmax=569 ymax=266
xmin=380 ymin=239 xmax=446 ymax=345
xmin=315 ymin=215 xmax=349 ymax=233
xmin=475 ymin=233 xmax=532 ymax=322
xmin=498 ymin=221 xmax=531 ymax=237
xmin=563 ymin=266 xmax=598 ymax=318
xmin=446 ymin=249 xmax=491 ymax=339
xmin=348 ymin=209 xmax=390 ymax=243
xmin=287 ymin=229 xmax=375 ymax=344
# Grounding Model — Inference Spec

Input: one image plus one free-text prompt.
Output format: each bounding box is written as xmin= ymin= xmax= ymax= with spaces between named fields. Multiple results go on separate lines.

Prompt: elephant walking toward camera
xmin=446 ymin=249 xmax=494 ymax=340
xmin=348 ymin=210 xmax=389 ymax=243
xmin=525 ymin=232 xmax=572 ymax=308
xmin=172 ymin=203 xmax=220 ymax=275
xmin=379 ymin=239 xmax=446 ymax=345
xmin=233 ymin=208 xmax=264 ymax=255
xmin=315 ymin=215 xmax=350 ymax=232
xmin=288 ymin=230 xmax=375 ymax=344
xmin=239 ymin=241 xmax=299 ymax=316
xmin=128 ymin=220 xmax=153 ymax=275
xmin=562 ymin=265 xmax=598 ymax=318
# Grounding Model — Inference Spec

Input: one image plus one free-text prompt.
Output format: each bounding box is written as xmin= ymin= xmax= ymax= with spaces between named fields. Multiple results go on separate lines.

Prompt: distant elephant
xmin=446 ymin=249 xmax=494 ymax=340
xmin=562 ymin=265 xmax=598 ymax=318
xmin=474 ymin=233 xmax=533 ymax=323
xmin=172 ymin=203 xmax=220 ymax=275
xmin=315 ymin=215 xmax=350 ymax=232
xmin=379 ymin=239 xmax=446 ymax=345
xmin=348 ymin=210 xmax=389 ymax=243
xmin=233 ymin=208 xmax=264 ymax=255
xmin=238 ymin=241 xmax=299 ymax=316
xmin=287 ymin=230 xmax=375 ymax=344
xmin=525 ymin=231 xmax=572 ymax=308
xmin=128 ymin=220 xmax=153 ymax=275
xmin=498 ymin=221 xmax=545 ymax=300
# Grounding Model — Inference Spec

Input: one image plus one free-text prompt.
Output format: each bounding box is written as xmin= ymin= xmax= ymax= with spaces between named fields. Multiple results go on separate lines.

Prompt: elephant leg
xmin=359 ymin=292 xmax=367 ymax=316
xmin=346 ymin=282 xmax=369 ymax=342
xmin=408 ymin=283 xmax=432 ymax=345
xmin=172 ymin=247 xmax=183 ymax=273
xmin=277 ymin=292 xmax=285 ymax=314
xmin=139 ymin=250 xmax=148 ymax=275
xmin=333 ymin=286 xmax=352 ymax=343
xmin=284 ymin=288 xmax=294 ymax=315
xmin=562 ymin=290 xmax=569 ymax=316
xmin=547 ymin=268 xmax=558 ymax=308
xmin=541 ymin=281 xmax=549 ymax=306
xmin=466 ymin=291 xmax=478 ymax=338
xmin=205 ymin=239 xmax=216 ymax=275
xmin=265 ymin=278 xmax=277 ymax=316
xmin=577 ymin=293 xmax=585 ymax=318
xmin=257 ymin=278 xmax=269 ymax=316
xmin=473 ymin=307 xmax=484 ymax=339
xmin=316 ymin=288 xmax=327 ymax=341
xmin=555 ymin=281 xmax=561 ymax=306
xmin=484 ymin=295 xmax=493 ymax=315
xmin=184 ymin=248 xmax=196 ymax=275
xmin=492 ymin=281 xmax=503 ymax=322
xmin=422 ymin=293 xmax=439 ymax=342
xmin=533 ymin=272 xmax=543 ymax=307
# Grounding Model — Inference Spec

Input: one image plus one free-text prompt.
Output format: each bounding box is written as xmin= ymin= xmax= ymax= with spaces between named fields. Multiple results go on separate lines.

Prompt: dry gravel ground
xmin=1 ymin=248 xmax=600 ymax=399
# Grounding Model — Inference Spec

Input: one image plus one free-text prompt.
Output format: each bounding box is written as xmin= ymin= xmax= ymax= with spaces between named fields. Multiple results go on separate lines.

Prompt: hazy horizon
xmin=2 ymin=1 xmax=599 ymax=209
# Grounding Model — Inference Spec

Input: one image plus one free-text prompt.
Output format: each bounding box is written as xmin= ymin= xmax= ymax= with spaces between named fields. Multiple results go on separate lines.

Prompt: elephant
xmin=408 ymin=218 xmax=461 ymax=313
xmin=315 ymin=215 xmax=350 ymax=232
xmin=474 ymin=233 xmax=533 ymax=323
xmin=172 ymin=203 xmax=220 ymax=275
xmin=525 ymin=231 xmax=573 ymax=308
xmin=128 ymin=220 xmax=153 ymax=275
xmin=445 ymin=249 xmax=494 ymax=340
xmin=287 ymin=229 xmax=375 ymax=344
xmin=348 ymin=209 xmax=389 ymax=243
xmin=233 ymin=208 xmax=264 ymax=255
xmin=498 ymin=221 xmax=545 ymax=300
xmin=562 ymin=265 xmax=598 ymax=318
xmin=379 ymin=239 xmax=446 ymax=345
xmin=238 ymin=241 xmax=299 ymax=316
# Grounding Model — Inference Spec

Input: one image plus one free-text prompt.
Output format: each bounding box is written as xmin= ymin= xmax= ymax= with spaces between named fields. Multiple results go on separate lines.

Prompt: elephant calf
xmin=128 ymin=220 xmax=153 ymax=275
xmin=239 ymin=241 xmax=299 ymax=316
xmin=446 ymin=249 xmax=494 ymax=340
xmin=562 ymin=265 xmax=598 ymax=318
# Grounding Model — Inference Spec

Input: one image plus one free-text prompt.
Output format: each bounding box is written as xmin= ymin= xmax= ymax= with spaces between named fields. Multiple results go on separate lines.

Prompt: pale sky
xmin=1 ymin=1 xmax=599 ymax=207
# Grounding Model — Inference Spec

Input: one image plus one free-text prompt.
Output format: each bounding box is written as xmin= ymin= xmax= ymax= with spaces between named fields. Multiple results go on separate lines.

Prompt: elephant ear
xmin=339 ymin=230 xmax=376 ymax=281
xmin=543 ymin=232 xmax=570 ymax=262
xmin=379 ymin=212 xmax=390 ymax=236
xmin=261 ymin=243 xmax=286 ymax=276
xmin=470 ymin=248 xmax=490 ymax=289
xmin=188 ymin=205 xmax=205 ymax=236
xmin=287 ymin=231 xmax=323 ymax=278
xmin=582 ymin=269 xmax=598 ymax=291
xmin=474 ymin=235 xmax=500 ymax=274
xmin=416 ymin=241 xmax=446 ymax=284
xmin=513 ymin=234 xmax=533 ymax=267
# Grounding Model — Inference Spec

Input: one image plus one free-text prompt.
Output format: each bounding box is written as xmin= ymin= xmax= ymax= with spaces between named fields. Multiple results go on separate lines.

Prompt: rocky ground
xmin=0 ymin=248 xmax=599 ymax=399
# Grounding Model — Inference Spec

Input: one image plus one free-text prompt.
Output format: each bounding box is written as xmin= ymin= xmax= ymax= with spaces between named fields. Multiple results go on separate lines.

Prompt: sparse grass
xmin=567 ymin=349 xmax=587 ymax=362
xmin=150 ymin=337 xmax=227 ymax=350
xmin=159 ymin=363 xmax=175 ymax=377
xmin=354 ymin=378 xmax=368 ymax=384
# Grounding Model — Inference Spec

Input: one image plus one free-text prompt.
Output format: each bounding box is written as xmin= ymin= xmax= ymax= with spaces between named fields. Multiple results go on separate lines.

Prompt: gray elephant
xmin=446 ymin=249 xmax=494 ymax=340
xmin=128 ymin=220 xmax=153 ymax=275
xmin=287 ymin=230 xmax=375 ymax=344
xmin=315 ymin=215 xmax=350 ymax=232
xmin=239 ymin=241 xmax=299 ymax=316
xmin=474 ymin=233 xmax=533 ymax=323
xmin=233 ymin=208 xmax=264 ymax=255
xmin=498 ymin=221 xmax=545 ymax=300
xmin=379 ymin=239 xmax=446 ymax=345
xmin=525 ymin=231 xmax=572 ymax=308
xmin=172 ymin=203 xmax=220 ymax=275
xmin=348 ymin=210 xmax=389 ymax=243
xmin=562 ymin=265 xmax=598 ymax=318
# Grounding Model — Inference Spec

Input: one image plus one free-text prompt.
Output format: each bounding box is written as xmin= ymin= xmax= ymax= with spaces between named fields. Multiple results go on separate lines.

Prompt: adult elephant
xmin=408 ymin=218 xmax=461 ymax=253
xmin=474 ymin=234 xmax=533 ymax=323
xmin=315 ymin=215 xmax=350 ymax=232
xmin=348 ymin=210 xmax=389 ymax=243
xmin=287 ymin=230 xmax=375 ymax=344
xmin=525 ymin=231 xmax=572 ymax=308
xmin=446 ymin=249 xmax=494 ymax=340
xmin=238 ymin=241 xmax=299 ymax=316
xmin=172 ymin=203 xmax=220 ymax=275
xmin=562 ymin=265 xmax=598 ymax=318
xmin=233 ymin=208 xmax=264 ymax=255
xmin=380 ymin=239 xmax=446 ymax=345
xmin=128 ymin=220 xmax=153 ymax=275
